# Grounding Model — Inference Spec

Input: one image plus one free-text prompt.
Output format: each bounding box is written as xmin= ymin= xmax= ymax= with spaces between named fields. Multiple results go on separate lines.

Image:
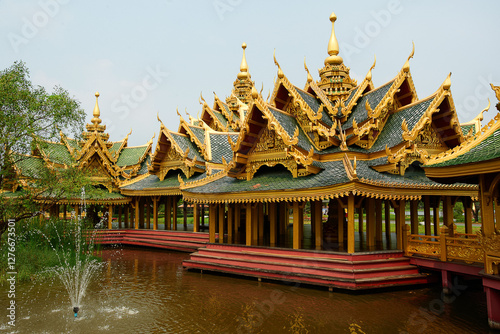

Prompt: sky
xmin=1 ymin=0 xmax=500 ymax=146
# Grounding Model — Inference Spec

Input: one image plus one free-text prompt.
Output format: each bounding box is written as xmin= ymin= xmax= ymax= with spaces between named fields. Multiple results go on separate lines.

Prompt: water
xmin=0 ymin=247 xmax=494 ymax=333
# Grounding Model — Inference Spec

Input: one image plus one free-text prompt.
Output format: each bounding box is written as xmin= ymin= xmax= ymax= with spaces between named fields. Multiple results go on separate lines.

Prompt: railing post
xmin=403 ymin=224 xmax=410 ymax=255
xmin=440 ymin=225 xmax=449 ymax=262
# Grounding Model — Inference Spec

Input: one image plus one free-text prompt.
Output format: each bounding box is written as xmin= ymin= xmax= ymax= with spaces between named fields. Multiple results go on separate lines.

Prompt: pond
xmin=0 ymin=247 xmax=492 ymax=333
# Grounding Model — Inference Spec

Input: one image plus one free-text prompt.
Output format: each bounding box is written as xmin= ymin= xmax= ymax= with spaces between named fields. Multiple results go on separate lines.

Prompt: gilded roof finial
xmin=325 ymin=12 xmax=343 ymax=65
xmin=403 ymin=41 xmax=415 ymax=73
xmin=91 ymin=91 xmax=102 ymax=125
xmin=443 ymin=72 xmax=451 ymax=90
xmin=237 ymin=43 xmax=250 ymax=80
xmin=273 ymin=49 xmax=284 ymax=79
xmin=304 ymin=57 xmax=313 ymax=83
xmin=365 ymin=55 xmax=376 ymax=81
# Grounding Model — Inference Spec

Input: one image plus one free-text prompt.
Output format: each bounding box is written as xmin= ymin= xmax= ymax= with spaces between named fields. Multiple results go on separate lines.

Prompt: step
xmin=204 ymin=244 xmax=405 ymax=262
xmin=183 ymin=260 xmax=432 ymax=290
xmin=195 ymin=248 xmax=410 ymax=270
xmin=188 ymin=253 xmax=419 ymax=280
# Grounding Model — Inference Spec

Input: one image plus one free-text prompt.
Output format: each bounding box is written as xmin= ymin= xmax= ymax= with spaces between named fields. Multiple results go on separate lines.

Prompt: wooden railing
xmin=405 ymin=225 xmax=484 ymax=265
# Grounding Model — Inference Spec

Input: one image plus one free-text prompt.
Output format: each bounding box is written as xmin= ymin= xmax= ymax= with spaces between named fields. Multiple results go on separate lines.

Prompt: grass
xmin=0 ymin=218 xmax=101 ymax=284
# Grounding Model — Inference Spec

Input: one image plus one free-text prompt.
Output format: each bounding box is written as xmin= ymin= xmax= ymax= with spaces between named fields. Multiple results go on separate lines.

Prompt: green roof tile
xmin=170 ymin=133 xmax=206 ymax=162
xmin=116 ymin=146 xmax=148 ymax=167
xmin=428 ymin=127 xmax=500 ymax=167
xmin=210 ymin=133 xmax=238 ymax=164
xmin=39 ymin=141 xmax=73 ymax=165
xmin=343 ymin=81 xmax=393 ymax=130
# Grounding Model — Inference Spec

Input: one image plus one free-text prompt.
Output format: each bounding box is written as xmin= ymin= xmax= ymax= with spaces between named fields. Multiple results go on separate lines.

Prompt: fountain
xmin=40 ymin=187 xmax=103 ymax=318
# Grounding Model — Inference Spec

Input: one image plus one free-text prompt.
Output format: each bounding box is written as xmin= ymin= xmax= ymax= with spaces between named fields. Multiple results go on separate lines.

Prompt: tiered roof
xmin=424 ymin=93 xmax=500 ymax=180
xmin=11 ymin=92 xmax=152 ymax=202
xmin=121 ymin=12 xmax=480 ymax=203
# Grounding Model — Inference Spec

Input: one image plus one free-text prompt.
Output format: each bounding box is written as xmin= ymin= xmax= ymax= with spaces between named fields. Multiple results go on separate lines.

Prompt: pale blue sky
xmin=1 ymin=0 xmax=499 ymax=146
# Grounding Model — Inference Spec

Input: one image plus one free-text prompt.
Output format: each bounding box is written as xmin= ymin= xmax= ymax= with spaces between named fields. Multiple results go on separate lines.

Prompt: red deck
xmin=90 ymin=229 xmax=210 ymax=252
xmin=183 ymin=244 xmax=436 ymax=290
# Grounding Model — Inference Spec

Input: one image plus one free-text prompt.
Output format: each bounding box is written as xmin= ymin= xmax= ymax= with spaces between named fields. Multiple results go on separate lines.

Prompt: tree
xmin=0 ymin=61 xmax=89 ymax=237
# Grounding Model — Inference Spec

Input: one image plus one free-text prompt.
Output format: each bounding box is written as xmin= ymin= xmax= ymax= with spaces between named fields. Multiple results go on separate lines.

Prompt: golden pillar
xmin=193 ymin=204 xmax=200 ymax=232
xmin=347 ymin=195 xmax=355 ymax=254
xmin=313 ymin=200 xmax=323 ymax=250
xmin=108 ymin=205 xmax=113 ymax=229
xmin=152 ymin=197 xmax=159 ymax=230
xmin=134 ymin=198 xmax=140 ymax=229
xmin=246 ymin=203 xmax=253 ymax=246
xmin=395 ymin=199 xmax=406 ymax=249
xmin=209 ymin=203 xmax=216 ymax=243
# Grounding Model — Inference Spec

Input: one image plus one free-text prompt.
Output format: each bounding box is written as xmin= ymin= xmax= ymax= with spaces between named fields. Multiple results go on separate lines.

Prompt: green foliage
xmin=454 ymin=201 xmax=464 ymax=221
xmin=0 ymin=61 xmax=89 ymax=237
xmin=0 ymin=218 xmax=101 ymax=283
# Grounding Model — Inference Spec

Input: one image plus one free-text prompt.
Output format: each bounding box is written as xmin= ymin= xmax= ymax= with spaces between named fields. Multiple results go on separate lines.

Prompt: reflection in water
xmin=0 ymin=247 xmax=492 ymax=333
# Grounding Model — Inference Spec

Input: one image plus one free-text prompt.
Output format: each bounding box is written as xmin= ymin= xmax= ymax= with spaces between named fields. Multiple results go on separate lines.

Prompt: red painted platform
xmin=183 ymin=244 xmax=436 ymax=290
xmin=90 ymin=229 xmax=210 ymax=252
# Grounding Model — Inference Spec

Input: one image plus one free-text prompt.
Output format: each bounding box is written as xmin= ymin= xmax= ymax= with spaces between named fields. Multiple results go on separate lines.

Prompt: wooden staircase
xmin=183 ymin=244 xmax=436 ymax=290
xmin=90 ymin=229 xmax=210 ymax=252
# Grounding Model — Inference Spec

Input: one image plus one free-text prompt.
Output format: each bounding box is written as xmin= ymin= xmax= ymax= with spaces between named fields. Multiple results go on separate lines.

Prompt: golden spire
xmin=91 ymin=92 xmax=102 ymax=125
xmin=237 ymin=43 xmax=250 ymax=80
xmin=324 ymin=12 xmax=343 ymax=65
